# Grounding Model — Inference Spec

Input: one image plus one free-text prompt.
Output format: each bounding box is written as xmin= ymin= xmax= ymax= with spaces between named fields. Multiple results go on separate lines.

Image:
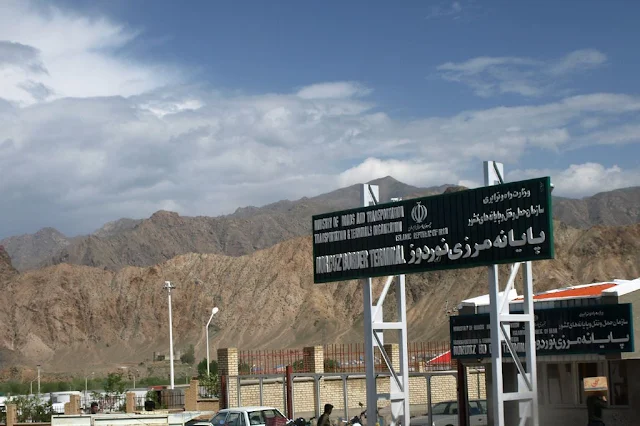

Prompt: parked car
xmin=410 ymin=399 xmax=487 ymax=426
xmin=192 ymin=406 xmax=289 ymax=426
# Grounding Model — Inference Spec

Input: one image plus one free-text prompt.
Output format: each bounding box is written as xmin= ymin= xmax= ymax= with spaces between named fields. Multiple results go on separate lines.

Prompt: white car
xmin=193 ymin=406 xmax=290 ymax=426
xmin=410 ymin=400 xmax=487 ymax=426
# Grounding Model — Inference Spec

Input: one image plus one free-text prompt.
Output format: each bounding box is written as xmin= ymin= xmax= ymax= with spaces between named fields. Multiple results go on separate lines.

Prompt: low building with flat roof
xmin=451 ymin=277 xmax=640 ymax=426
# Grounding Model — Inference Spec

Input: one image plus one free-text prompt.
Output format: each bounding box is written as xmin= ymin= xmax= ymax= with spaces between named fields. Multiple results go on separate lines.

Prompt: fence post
xmin=286 ymin=365 xmax=293 ymax=419
xmin=303 ymin=346 xmax=324 ymax=417
xmin=6 ymin=403 xmax=16 ymax=426
xmin=218 ymin=348 xmax=239 ymax=407
xmin=185 ymin=379 xmax=199 ymax=411
xmin=220 ymin=375 xmax=228 ymax=409
xmin=457 ymin=362 xmax=469 ymax=426
xmin=126 ymin=392 xmax=136 ymax=413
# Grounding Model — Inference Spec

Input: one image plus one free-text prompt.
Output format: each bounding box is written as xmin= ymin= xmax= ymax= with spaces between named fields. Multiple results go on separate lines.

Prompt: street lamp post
xmin=164 ymin=281 xmax=176 ymax=389
xmin=37 ymin=364 xmax=41 ymax=397
xmin=205 ymin=307 xmax=220 ymax=377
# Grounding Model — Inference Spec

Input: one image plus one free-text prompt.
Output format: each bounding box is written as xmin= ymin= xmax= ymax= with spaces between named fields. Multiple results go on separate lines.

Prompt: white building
xmin=452 ymin=278 xmax=640 ymax=426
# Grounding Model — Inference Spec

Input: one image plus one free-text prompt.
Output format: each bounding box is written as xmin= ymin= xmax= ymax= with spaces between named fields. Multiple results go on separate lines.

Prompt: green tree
xmin=324 ymin=359 xmax=339 ymax=372
xmin=10 ymin=395 xmax=55 ymax=422
xmin=197 ymin=358 xmax=218 ymax=378
xmin=104 ymin=372 xmax=126 ymax=396
xmin=292 ymin=360 xmax=305 ymax=372
xmin=199 ymin=373 xmax=219 ymax=398
xmin=238 ymin=362 xmax=251 ymax=374
xmin=180 ymin=344 xmax=196 ymax=365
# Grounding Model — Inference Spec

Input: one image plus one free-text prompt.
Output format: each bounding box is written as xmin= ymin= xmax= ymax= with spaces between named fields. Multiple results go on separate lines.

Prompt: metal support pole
xmin=362 ymin=183 xmax=380 ymax=426
xmin=363 ymin=277 xmax=378 ymax=425
xmin=523 ymin=261 xmax=539 ymax=426
xmin=286 ymin=366 xmax=293 ymax=419
xmin=394 ymin=274 xmax=410 ymax=426
xmin=427 ymin=376 xmax=432 ymax=426
xmin=315 ymin=376 xmax=322 ymax=417
xmin=457 ymin=362 xmax=469 ymax=426
xmin=361 ymin=184 xmax=411 ymax=426
xmin=343 ymin=376 xmax=349 ymax=421
xmin=206 ymin=307 xmax=219 ymax=377
xmin=259 ymin=377 xmax=264 ymax=406
xmin=37 ymin=365 xmax=41 ymax=397
xmin=164 ymin=281 xmax=176 ymax=389
xmin=483 ymin=160 xmax=539 ymax=426
xmin=488 ymin=264 xmax=504 ymax=425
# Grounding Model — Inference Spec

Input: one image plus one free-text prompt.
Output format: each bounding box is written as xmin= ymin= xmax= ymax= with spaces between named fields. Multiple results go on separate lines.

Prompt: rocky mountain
xmin=2 ymin=177 xmax=451 ymax=271
xmin=0 ymin=228 xmax=72 ymax=271
xmin=2 ymin=178 xmax=640 ymax=272
xmin=553 ymin=186 xmax=640 ymax=229
xmin=1 ymin=220 xmax=639 ymax=373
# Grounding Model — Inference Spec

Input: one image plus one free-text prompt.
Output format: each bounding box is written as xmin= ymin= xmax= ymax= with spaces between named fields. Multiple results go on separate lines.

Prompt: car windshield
xmin=247 ymin=409 xmax=286 ymax=426
xmin=430 ymin=403 xmax=449 ymax=415
xmin=210 ymin=412 xmax=228 ymax=426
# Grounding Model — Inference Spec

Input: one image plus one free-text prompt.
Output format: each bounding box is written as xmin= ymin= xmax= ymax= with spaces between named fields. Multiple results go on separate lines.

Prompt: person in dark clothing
xmin=586 ymin=392 xmax=607 ymax=426
xmin=317 ymin=404 xmax=333 ymax=426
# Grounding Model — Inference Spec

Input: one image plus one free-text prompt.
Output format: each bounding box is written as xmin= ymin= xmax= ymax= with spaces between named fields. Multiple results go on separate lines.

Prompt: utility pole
xmin=164 ymin=281 xmax=176 ymax=389
xmin=206 ymin=307 xmax=220 ymax=377
xmin=37 ymin=364 xmax=41 ymax=397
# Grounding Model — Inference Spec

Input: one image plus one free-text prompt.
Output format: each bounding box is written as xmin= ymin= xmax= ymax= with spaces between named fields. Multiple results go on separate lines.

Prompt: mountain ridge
xmin=3 ymin=178 xmax=640 ymax=272
xmin=1 ymin=220 xmax=639 ymax=373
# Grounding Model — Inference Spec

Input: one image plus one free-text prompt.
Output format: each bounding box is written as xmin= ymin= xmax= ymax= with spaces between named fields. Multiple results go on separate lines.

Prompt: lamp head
xmin=212 ymin=307 xmax=219 ymax=315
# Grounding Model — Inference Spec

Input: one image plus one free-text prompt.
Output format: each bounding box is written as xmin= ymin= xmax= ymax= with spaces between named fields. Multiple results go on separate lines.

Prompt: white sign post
xmin=484 ymin=161 xmax=539 ymax=426
xmin=362 ymin=184 xmax=411 ymax=426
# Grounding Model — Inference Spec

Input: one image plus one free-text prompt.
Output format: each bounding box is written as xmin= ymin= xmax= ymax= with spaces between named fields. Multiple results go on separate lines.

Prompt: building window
xmin=608 ymin=360 xmax=629 ymax=406
xmin=546 ymin=363 xmax=574 ymax=405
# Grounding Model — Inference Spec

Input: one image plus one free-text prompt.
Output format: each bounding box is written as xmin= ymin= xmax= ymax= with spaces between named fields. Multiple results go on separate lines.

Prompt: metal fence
xmin=324 ymin=341 xmax=452 ymax=373
xmin=237 ymin=349 xmax=304 ymax=375
xmin=198 ymin=384 xmax=218 ymax=398
xmin=408 ymin=341 xmax=454 ymax=371
xmin=323 ymin=343 xmax=385 ymax=373
xmin=80 ymin=395 xmax=127 ymax=413
xmin=78 ymin=392 xmax=185 ymax=413
xmin=234 ymin=342 xmax=452 ymax=376
xmin=138 ymin=392 xmax=185 ymax=410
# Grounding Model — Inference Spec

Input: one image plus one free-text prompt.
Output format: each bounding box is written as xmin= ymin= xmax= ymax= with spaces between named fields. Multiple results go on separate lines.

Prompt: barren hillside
xmin=4 ymin=179 xmax=640 ymax=273
xmin=1 ymin=220 xmax=639 ymax=373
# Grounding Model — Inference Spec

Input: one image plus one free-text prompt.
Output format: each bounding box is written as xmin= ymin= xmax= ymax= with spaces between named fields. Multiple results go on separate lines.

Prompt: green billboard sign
xmin=312 ymin=177 xmax=554 ymax=283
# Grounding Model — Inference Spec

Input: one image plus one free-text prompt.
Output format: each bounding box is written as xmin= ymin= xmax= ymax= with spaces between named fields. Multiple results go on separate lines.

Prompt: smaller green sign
xmin=450 ymin=303 xmax=634 ymax=359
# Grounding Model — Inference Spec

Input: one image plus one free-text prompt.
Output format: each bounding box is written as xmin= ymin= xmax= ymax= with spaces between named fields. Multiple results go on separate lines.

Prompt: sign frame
xmin=450 ymin=303 xmax=635 ymax=359
xmin=312 ymin=176 xmax=555 ymax=284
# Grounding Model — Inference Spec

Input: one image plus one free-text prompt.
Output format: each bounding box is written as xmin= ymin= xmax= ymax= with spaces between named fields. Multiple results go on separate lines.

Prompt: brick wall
xmin=227 ymin=371 xmax=486 ymax=413
xmin=219 ymin=346 xmax=486 ymax=414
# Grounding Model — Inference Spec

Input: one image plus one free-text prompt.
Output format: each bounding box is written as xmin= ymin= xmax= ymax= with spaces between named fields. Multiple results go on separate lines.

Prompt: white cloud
xmin=437 ymin=49 xmax=607 ymax=98
xmin=0 ymin=2 xmax=639 ymax=239
xmin=425 ymin=1 xmax=465 ymax=20
xmin=0 ymin=0 xmax=182 ymax=106
xmin=296 ymin=82 xmax=372 ymax=100
xmin=3 ymin=87 xmax=640 ymax=238
xmin=509 ymin=163 xmax=640 ymax=198
xmin=338 ymin=158 xmax=460 ymax=188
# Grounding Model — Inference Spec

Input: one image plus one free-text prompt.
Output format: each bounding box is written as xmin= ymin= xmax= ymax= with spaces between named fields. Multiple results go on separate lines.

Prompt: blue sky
xmin=1 ymin=0 xmax=639 ymax=238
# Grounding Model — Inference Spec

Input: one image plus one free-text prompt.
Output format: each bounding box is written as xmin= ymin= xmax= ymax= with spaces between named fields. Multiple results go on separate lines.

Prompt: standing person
xmin=586 ymin=391 xmax=607 ymax=426
xmin=317 ymin=404 xmax=333 ymax=426
xmin=89 ymin=401 xmax=99 ymax=414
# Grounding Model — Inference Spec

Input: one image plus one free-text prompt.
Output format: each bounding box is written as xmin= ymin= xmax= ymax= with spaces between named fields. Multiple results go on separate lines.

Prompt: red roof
xmin=513 ymin=283 xmax=617 ymax=301
xmin=427 ymin=350 xmax=451 ymax=365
